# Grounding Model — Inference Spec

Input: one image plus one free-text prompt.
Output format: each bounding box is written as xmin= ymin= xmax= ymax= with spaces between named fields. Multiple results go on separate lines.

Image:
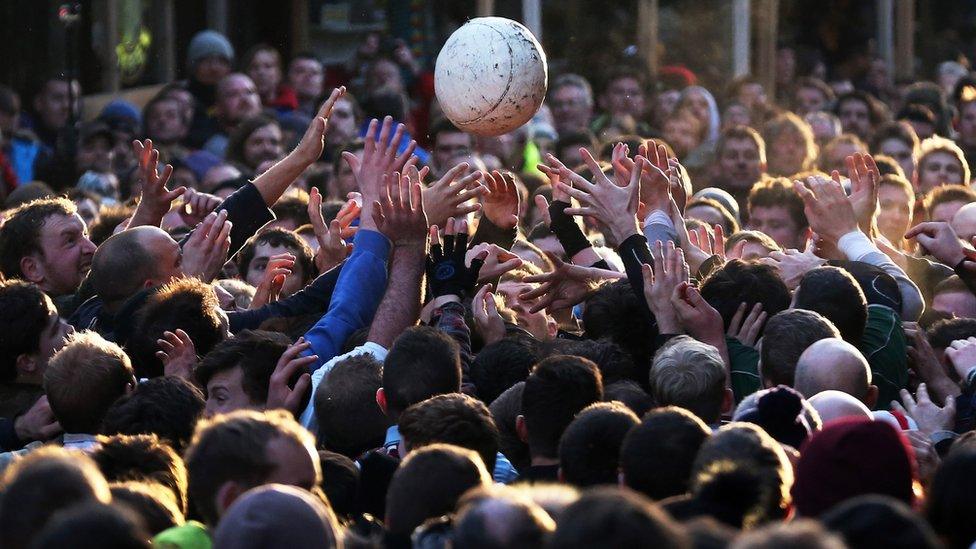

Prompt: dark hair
xmin=314 ymin=353 xmax=388 ymax=458
xmin=521 ymin=355 xmax=604 ymax=459
xmin=0 ymin=280 xmax=54 ymax=383
xmin=317 ymin=450 xmax=360 ymax=520
xmin=240 ymin=43 xmax=281 ymax=74
xmin=127 ymin=277 xmax=226 ymax=378
xmin=924 ymin=184 xmax=976 ymax=218
xmin=429 ymin=117 xmax=469 ymax=146
xmin=0 ymin=198 xmax=77 ymax=280
xmin=603 ymin=380 xmax=654 ymax=417
xmin=193 ymin=329 xmax=290 ymax=406
xmin=382 ymin=327 xmax=462 ymax=419
xmin=794 ymin=266 xmax=868 ymax=344
xmin=184 ymin=409 xmax=316 ymax=525
xmin=109 ymin=481 xmax=183 ymax=535
xmin=361 ymin=90 xmax=408 ymax=122
xmin=874 ymin=156 xmax=906 ymax=178
xmin=927 ymin=317 xmax=976 ymax=351
xmin=729 ymin=520 xmax=845 ymax=549
xmin=88 ymin=204 xmax=136 ymax=246
xmin=747 ymin=177 xmax=808 ymax=231
xmin=453 ymin=485 xmax=555 ymax=548
xmin=824 ymin=495 xmax=940 ymax=549
xmin=91 ymin=433 xmax=188 ymax=514
xmin=400 ymin=393 xmax=500 ymax=472
xmin=898 ymin=103 xmax=937 ymax=127
xmin=101 ymin=376 xmax=205 ymax=454
xmin=558 ymin=401 xmax=638 ymax=487
xmin=540 ymin=337 xmax=636 ymax=385
xmin=0 ymin=84 xmax=20 ymax=115
xmin=600 ymin=65 xmax=648 ymax=93
xmin=556 ymin=130 xmax=599 ymax=158
xmin=0 ymin=447 xmax=110 ymax=549
xmin=716 ymin=125 xmax=766 ymax=162
xmin=834 ymin=90 xmax=889 ymax=128
xmin=794 ymin=77 xmax=835 ymax=107
xmin=760 ymin=309 xmax=840 ymax=386
xmin=237 ymin=227 xmax=315 ymax=282
xmin=44 ymin=332 xmax=135 ymax=434
xmin=489 ymin=382 xmax=529 ymax=471
xmin=225 ymin=114 xmax=280 ymax=170
xmin=270 ymin=194 xmax=313 ymax=229
xmin=870 ymin=121 xmax=920 ymax=155
xmin=620 ymin=406 xmax=710 ymax=500
xmin=686 ymin=197 xmax=740 ymax=235
xmin=927 ymin=448 xmax=976 ymax=549
xmin=470 ymin=336 xmax=540 ymax=405
xmin=31 ymin=503 xmax=149 ymax=549
xmin=582 ymin=280 xmax=658 ymax=384
xmin=384 ymin=444 xmax=489 ymax=538
xmin=549 ymin=486 xmax=688 ymax=549
xmin=700 ymin=260 xmax=791 ymax=332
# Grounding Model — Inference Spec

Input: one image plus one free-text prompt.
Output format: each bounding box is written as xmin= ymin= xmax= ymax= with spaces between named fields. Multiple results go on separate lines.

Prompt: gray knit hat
xmin=187 ymin=30 xmax=234 ymax=68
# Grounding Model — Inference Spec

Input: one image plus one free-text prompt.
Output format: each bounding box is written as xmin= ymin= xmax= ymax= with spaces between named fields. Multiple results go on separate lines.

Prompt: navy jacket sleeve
xmin=617 ymin=233 xmax=655 ymax=320
xmin=179 ymin=182 xmax=275 ymax=258
xmin=228 ymin=262 xmax=344 ymax=333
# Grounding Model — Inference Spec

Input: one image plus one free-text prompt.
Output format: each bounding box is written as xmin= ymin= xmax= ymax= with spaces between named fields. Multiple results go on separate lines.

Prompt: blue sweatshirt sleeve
xmin=302 ymin=229 xmax=391 ymax=370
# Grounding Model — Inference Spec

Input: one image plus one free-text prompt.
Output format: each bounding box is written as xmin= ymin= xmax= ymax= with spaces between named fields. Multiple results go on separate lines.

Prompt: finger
xmin=729 ymin=302 xmax=747 ymax=334
xmin=485 ymin=291 xmax=499 ymax=317
xmin=641 ymin=262 xmax=655 ymax=290
xmin=157 ymin=339 xmax=175 ymax=353
xmin=317 ymin=86 xmax=345 ymax=121
xmin=899 ymin=388 xmax=918 ymax=413
xmin=917 ymin=383 xmax=931 ymax=404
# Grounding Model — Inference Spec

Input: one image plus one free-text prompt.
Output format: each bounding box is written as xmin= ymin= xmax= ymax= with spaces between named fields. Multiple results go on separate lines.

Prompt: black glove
xmin=426 ymin=231 xmax=484 ymax=298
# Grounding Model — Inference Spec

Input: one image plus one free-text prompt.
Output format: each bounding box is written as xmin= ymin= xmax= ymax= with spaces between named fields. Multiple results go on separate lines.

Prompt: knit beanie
xmin=212 ymin=484 xmax=338 ymax=549
xmin=187 ymin=30 xmax=234 ymax=68
xmin=792 ymin=418 xmax=917 ymax=517
xmin=734 ymin=385 xmax=813 ymax=449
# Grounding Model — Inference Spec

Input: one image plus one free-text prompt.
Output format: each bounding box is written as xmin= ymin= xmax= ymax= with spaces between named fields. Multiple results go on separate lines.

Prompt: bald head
xmin=808 ymin=390 xmax=873 ymax=423
xmin=794 ymin=339 xmax=874 ymax=405
xmin=91 ymin=227 xmax=181 ymax=309
xmin=952 ymin=202 xmax=976 ymax=243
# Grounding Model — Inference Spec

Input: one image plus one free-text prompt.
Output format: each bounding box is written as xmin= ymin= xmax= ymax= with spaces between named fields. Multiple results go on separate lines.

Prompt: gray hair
xmin=650 ymin=335 xmax=727 ymax=424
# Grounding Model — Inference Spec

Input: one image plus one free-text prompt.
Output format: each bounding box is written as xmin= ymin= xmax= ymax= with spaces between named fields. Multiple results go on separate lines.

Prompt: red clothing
xmin=267 ymin=85 xmax=299 ymax=112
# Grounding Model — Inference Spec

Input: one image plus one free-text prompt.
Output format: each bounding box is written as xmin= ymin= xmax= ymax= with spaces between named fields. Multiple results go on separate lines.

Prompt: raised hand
xmin=266 ymin=337 xmax=316 ymax=416
xmin=466 ymin=243 xmax=523 ymax=283
xmin=903 ymin=322 xmax=958 ymax=405
xmin=155 ymin=329 xmax=198 ymax=380
xmin=891 ymin=383 xmax=955 ymax=437
xmin=292 ymin=87 xmax=346 ymax=165
xmin=640 ymin=240 xmax=689 ymax=334
xmin=553 ymin=149 xmax=642 ymax=244
xmin=759 ymin=242 xmax=826 ymax=289
xmin=845 ymin=152 xmax=880 ymax=235
xmin=519 ymin=253 xmax=624 ymax=313
xmin=426 ymin=218 xmax=483 ymax=299
xmin=638 ymin=140 xmax=674 ymax=215
xmin=342 ymin=116 xmax=418 ymax=210
xmin=249 ymin=253 xmax=295 ymax=309
xmin=421 ymin=162 xmax=486 ymax=227
xmin=179 ymin=188 xmax=222 ymax=228
xmin=181 ymin=209 xmax=232 ymax=281
xmin=481 ymin=170 xmax=520 ymax=229
xmin=130 ymin=139 xmax=184 ymax=226
xmin=906 ymin=222 xmax=975 ymax=269
xmin=793 ymin=174 xmax=859 ymax=246
xmin=671 ymin=282 xmax=726 ymax=348
xmin=946 ymin=336 xmax=976 ymax=380
xmin=473 ymin=283 xmax=506 ymax=345
xmin=14 ymin=396 xmax=61 ymax=442
xmin=727 ymin=302 xmax=767 ymax=347
xmin=373 ymin=171 xmax=429 ymax=246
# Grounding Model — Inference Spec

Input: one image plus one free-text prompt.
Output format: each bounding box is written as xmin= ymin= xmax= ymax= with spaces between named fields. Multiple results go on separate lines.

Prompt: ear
xmin=865 ymin=384 xmax=879 ymax=409
xmin=516 ymin=414 xmax=528 ymax=443
xmin=800 ymin=227 xmax=814 ymax=248
xmin=215 ymin=481 xmax=244 ymax=520
xmin=375 ymin=388 xmax=387 ymax=415
xmin=546 ymin=317 xmax=559 ymax=339
xmin=722 ymin=387 xmax=735 ymax=415
xmin=19 ymin=255 xmax=45 ymax=285
xmin=15 ymin=353 xmax=37 ymax=378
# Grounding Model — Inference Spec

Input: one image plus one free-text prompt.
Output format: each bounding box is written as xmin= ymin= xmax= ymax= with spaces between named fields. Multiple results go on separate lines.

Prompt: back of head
xmin=807 ymin=390 xmax=873 ymax=423
xmin=733 ymin=385 xmax=816 ymax=449
xmin=794 ymin=266 xmax=868 ymax=344
xmin=794 ymin=339 xmax=872 ymax=401
xmin=110 ymin=481 xmax=184 ymax=535
xmin=620 ymin=406 xmax=710 ymax=500
xmin=0 ymin=198 xmax=75 ymax=281
xmin=91 ymin=433 xmax=188 ymax=514
xmin=540 ymin=337 xmax=636 ymax=386
xmin=314 ymin=353 xmax=387 ymax=457
xmin=194 ymin=329 xmax=290 ymax=407
xmin=582 ymin=279 xmax=658 ymax=377
xmin=700 ymin=260 xmax=791 ymax=333
xmin=382 ymin=326 xmax=462 ymax=419
xmin=44 ymin=331 xmax=135 ymax=434
xmin=558 ymin=401 xmax=639 ymax=487
xmin=184 ymin=409 xmax=317 ymax=525
xmin=0 ymin=280 xmax=56 ymax=384
xmin=31 ymin=503 xmax=150 ymax=549
xmin=384 ymin=443 xmax=491 ymax=538
xmin=729 ymin=519 xmax=846 ymax=549
xmin=470 ymin=336 xmax=540 ymax=405
xmin=400 ymin=393 xmax=500 ymax=472
xmin=453 ymin=485 xmax=556 ymax=549
xmin=213 ymin=484 xmax=339 ymax=549
xmin=760 ymin=309 xmax=841 ymax=387
xmin=823 ymin=495 xmax=940 ymax=549
xmin=127 ymin=277 xmax=226 ymax=378
xmin=793 ymin=418 xmax=915 ymax=517
xmin=691 ymin=423 xmax=794 ymax=527
xmin=521 ymin=355 xmax=604 ymax=459
xmin=0 ymin=446 xmax=111 ymax=549
xmin=90 ymin=227 xmax=161 ymax=307
xmin=549 ymin=486 xmax=689 ymax=549
xmin=101 ymin=375 xmax=206 ymax=453
xmin=649 ymin=336 xmax=728 ymax=424
xmin=926 ymin=448 xmax=976 ymax=549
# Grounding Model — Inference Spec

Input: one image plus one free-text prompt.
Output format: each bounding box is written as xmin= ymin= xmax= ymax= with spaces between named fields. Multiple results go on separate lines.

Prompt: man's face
xmin=768 ymin=129 xmax=806 ymax=177
xmin=718 ymin=137 xmax=763 ymax=190
xmin=550 ymin=85 xmax=592 ymax=134
xmin=557 ymin=145 xmax=585 ymax=170
xmin=243 ymin=124 xmax=283 ymax=170
xmin=932 ymin=291 xmax=976 ymax=319
xmin=823 ymin=143 xmax=863 ymax=176
xmin=496 ymin=281 xmax=554 ymax=341
xmin=32 ymin=213 xmax=96 ymax=296
xmin=918 ymin=151 xmax=965 ymax=192
xmin=747 ymin=205 xmax=806 ymax=249
xmin=662 ymin=114 xmax=700 ymax=158
xmin=217 ymin=75 xmax=261 ymax=126
xmin=264 ymin=436 xmax=318 ymax=492
xmin=737 ymin=83 xmax=766 ymax=110
xmin=723 ymin=104 xmax=751 ymax=129
xmin=288 ymin=59 xmax=324 ymax=101
xmin=602 ymin=76 xmax=645 ymax=118
xmin=686 ymin=204 xmax=726 ymax=230
xmin=795 ymin=86 xmax=827 ymax=116
xmin=838 ymin=98 xmax=872 ymax=139
xmin=194 ymin=55 xmax=232 ymax=86
xmin=34 ymin=80 xmax=80 ymax=131
xmin=245 ymin=242 xmax=306 ymax=298
xmin=958 ymin=102 xmax=976 ymax=146
xmin=147 ymin=99 xmax=187 ymax=144
xmin=877 ymin=184 xmax=913 ymax=244
xmin=434 ymin=132 xmax=473 ymax=173
xmin=205 ymin=366 xmax=253 ymax=416
xmin=76 ymin=135 xmax=114 ymax=174
xmin=247 ymin=50 xmax=281 ymax=98
xmin=26 ymin=306 xmax=74 ymax=384
xmin=879 ymin=138 xmax=916 ymax=180
xmin=931 ymin=200 xmax=968 ymax=224
xmin=325 ymin=97 xmax=357 ymax=146
xmin=140 ymin=228 xmax=184 ymax=283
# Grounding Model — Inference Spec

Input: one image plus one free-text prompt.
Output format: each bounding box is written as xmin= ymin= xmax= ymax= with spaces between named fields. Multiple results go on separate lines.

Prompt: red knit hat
xmin=792 ymin=418 xmax=917 ymax=517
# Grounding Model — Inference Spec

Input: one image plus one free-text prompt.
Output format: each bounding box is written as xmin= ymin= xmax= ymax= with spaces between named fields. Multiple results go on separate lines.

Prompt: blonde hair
xmin=919 ymin=135 xmax=971 ymax=184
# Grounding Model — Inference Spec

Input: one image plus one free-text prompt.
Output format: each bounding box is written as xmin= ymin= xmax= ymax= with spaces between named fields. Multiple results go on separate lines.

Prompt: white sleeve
xmin=837 ymin=231 xmax=924 ymax=321
xmin=298 ymin=342 xmax=389 ymax=432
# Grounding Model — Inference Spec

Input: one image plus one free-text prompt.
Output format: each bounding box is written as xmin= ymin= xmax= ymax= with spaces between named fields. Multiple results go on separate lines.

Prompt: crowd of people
xmin=3 ymin=22 xmax=976 ymax=549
